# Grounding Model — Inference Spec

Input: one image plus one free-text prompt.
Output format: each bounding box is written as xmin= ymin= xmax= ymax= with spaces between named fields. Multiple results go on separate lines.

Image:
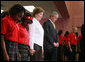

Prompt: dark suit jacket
xmin=43 ymin=19 xmax=59 ymax=51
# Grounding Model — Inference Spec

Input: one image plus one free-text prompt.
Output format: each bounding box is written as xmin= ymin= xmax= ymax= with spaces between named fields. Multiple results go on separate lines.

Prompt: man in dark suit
xmin=43 ymin=11 xmax=59 ymax=61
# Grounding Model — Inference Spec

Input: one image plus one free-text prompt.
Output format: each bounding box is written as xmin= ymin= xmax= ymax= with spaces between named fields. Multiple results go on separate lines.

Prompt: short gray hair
xmin=50 ymin=11 xmax=59 ymax=16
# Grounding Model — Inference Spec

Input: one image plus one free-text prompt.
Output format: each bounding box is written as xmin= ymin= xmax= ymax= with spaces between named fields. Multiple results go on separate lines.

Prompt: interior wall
xmin=54 ymin=1 xmax=84 ymax=35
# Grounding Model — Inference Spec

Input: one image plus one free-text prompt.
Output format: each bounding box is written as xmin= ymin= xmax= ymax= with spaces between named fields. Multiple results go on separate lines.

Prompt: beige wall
xmin=55 ymin=1 xmax=84 ymax=35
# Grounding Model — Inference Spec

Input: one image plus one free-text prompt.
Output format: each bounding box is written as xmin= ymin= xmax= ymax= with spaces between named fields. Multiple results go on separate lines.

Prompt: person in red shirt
xmin=68 ymin=27 xmax=78 ymax=61
xmin=1 ymin=4 xmax=25 ymax=61
xmin=58 ymin=30 xmax=63 ymax=61
xmin=77 ymin=34 xmax=82 ymax=60
xmin=17 ymin=13 xmax=33 ymax=61
xmin=78 ymin=34 xmax=82 ymax=45
xmin=75 ymin=32 xmax=83 ymax=61
xmin=1 ymin=11 xmax=9 ymax=61
xmin=58 ymin=30 xmax=64 ymax=46
xmin=62 ymin=31 xmax=70 ymax=61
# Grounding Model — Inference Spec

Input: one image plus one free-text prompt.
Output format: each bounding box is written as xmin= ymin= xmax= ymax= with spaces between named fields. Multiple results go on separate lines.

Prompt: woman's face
xmin=35 ymin=12 xmax=43 ymax=21
xmin=15 ymin=12 xmax=24 ymax=21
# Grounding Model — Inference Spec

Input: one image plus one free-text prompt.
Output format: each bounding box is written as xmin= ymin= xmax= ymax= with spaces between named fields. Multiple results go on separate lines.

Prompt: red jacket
xmin=62 ymin=36 xmax=70 ymax=46
xmin=18 ymin=23 xmax=29 ymax=45
xmin=59 ymin=35 xmax=64 ymax=46
xmin=1 ymin=16 xmax=19 ymax=42
xmin=68 ymin=32 xmax=77 ymax=45
xmin=78 ymin=34 xmax=82 ymax=44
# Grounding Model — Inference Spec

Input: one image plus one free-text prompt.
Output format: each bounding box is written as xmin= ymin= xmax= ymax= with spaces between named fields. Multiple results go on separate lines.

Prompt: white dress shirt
xmin=28 ymin=17 xmax=44 ymax=50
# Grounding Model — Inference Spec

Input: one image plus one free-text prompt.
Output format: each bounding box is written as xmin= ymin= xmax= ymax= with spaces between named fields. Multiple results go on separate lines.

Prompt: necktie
xmin=52 ymin=22 xmax=55 ymax=29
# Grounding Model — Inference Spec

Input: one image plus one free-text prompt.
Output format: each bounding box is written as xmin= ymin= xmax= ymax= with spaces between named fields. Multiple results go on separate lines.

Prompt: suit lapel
xmin=49 ymin=20 xmax=54 ymax=29
xmin=49 ymin=20 xmax=56 ymax=30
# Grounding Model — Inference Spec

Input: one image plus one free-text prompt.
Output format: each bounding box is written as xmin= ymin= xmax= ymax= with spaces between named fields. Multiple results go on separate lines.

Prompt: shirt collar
xmin=49 ymin=19 xmax=54 ymax=24
xmin=33 ymin=17 xmax=39 ymax=23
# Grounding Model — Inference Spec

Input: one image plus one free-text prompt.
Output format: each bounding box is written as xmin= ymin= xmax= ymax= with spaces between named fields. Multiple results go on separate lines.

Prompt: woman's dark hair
xmin=8 ymin=4 xmax=25 ymax=17
xmin=64 ymin=31 xmax=69 ymax=37
xmin=58 ymin=30 xmax=63 ymax=35
xmin=1 ymin=11 xmax=9 ymax=18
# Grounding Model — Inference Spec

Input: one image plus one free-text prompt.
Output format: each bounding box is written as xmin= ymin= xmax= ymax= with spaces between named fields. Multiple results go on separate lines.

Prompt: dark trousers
xmin=79 ymin=38 xmax=85 ymax=61
xmin=69 ymin=45 xmax=76 ymax=61
xmin=57 ymin=45 xmax=63 ymax=61
xmin=44 ymin=47 xmax=58 ymax=61
xmin=30 ymin=43 xmax=42 ymax=61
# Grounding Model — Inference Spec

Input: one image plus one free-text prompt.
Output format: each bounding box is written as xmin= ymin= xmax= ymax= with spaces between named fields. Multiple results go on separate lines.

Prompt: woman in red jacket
xmin=1 ymin=4 xmax=25 ymax=61
xmin=17 ymin=13 xmax=33 ymax=61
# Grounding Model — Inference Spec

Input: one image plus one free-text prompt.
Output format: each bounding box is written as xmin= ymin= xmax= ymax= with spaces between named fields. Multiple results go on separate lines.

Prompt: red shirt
xmin=18 ymin=23 xmax=29 ymax=45
xmin=78 ymin=34 xmax=82 ymax=44
xmin=1 ymin=16 xmax=19 ymax=42
xmin=62 ymin=36 xmax=69 ymax=46
xmin=58 ymin=35 xmax=64 ymax=46
xmin=68 ymin=32 xmax=77 ymax=45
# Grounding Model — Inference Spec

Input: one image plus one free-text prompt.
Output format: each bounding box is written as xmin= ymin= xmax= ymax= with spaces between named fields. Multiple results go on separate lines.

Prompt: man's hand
xmin=53 ymin=42 xmax=59 ymax=47
xmin=53 ymin=42 xmax=57 ymax=47
xmin=56 ymin=42 xmax=59 ymax=47
xmin=29 ymin=49 xmax=36 ymax=56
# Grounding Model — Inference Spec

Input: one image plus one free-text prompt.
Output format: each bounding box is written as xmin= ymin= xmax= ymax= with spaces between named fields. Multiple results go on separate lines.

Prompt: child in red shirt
xmin=77 ymin=34 xmax=82 ymax=54
xmin=59 ymin=34 xmax=64 ymax=46
xmin=68 ymin=27 xmax=78 ymax=61
xmin=58 ymin=30 xmax=64 ymax=46
xmin=69 ymin=32 xmax=77 ymax=45
xmin=78 ymin=34 xmax=82 ymax=45
xmin=58 ymin=30 xmax=63 ymax=61
xmin=62 ymin=31 xmax=70 ymax=61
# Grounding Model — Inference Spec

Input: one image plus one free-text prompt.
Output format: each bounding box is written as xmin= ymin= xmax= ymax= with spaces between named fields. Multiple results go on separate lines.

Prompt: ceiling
xmin=1 ymin=1 xmax=62 ymax=18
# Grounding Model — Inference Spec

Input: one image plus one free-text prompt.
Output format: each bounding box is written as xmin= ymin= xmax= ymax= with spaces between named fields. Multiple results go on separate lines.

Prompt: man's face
xmin=51 ymin=14 xmax=59 ymax=23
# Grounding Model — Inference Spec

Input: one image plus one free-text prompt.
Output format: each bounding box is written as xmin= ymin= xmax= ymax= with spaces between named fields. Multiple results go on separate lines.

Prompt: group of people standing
xmin=1 ymin=4 xmax=84 ymax=61
xmin=58 ymin=26 xmax=84 ymax=61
